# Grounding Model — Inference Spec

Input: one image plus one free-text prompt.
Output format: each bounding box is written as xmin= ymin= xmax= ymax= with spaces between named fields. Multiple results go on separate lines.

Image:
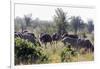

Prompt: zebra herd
xmin=15 ymin=31 xmax=94 ymax=52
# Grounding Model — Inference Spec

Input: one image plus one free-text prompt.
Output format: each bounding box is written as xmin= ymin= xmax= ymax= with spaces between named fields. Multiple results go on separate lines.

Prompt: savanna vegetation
xmin=14 ymin=8 xmax=94 ymax=65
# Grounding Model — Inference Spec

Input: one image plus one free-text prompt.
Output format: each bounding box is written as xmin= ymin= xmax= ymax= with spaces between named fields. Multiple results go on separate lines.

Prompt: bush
xmin=61 ymin=45 xmax=77 ymax=62
xmin=15 ymin=37 xmax=48 ymax=65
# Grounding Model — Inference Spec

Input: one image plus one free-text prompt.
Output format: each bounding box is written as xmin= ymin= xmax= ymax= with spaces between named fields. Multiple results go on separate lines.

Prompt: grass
xmin=40 ymin=41 xmax=94 ymax=63
xmin=77 ymin=53 xmax=94 ymax=61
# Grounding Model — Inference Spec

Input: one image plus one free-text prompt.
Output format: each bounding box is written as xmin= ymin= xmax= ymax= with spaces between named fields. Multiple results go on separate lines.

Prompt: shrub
xmin=61 ymin=45 xmax=77 ymax=62
xmin=15 ymin=37 xmax=48 ymax=65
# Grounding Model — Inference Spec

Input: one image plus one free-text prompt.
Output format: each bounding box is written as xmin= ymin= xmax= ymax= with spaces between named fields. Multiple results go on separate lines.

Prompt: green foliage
xmin=70 ymin=16 xmax=83 ymax=35
xmin=15 ymin=37 xmax=48 ymax=65
xmin=54 ymin=8 xmax=68 ymax=35
xmin=61 ymin=46 xmax=77 ymax=62
xmin=87 ymin=20 xmax=94 ymax=33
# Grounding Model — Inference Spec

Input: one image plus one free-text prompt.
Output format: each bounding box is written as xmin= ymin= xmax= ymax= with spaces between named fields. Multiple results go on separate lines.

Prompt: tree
xmin=14 ymin=17 xmax=25 ymax=32
xmin=70 ymin=16 xmax=83 ymax=34
xmin=87 ymin=20 xmax=94 ymax=33
xmin=54 ymin=8 xmax=68 ymax=35
xmin=24 ymin=14 xmax=32 ymax=31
